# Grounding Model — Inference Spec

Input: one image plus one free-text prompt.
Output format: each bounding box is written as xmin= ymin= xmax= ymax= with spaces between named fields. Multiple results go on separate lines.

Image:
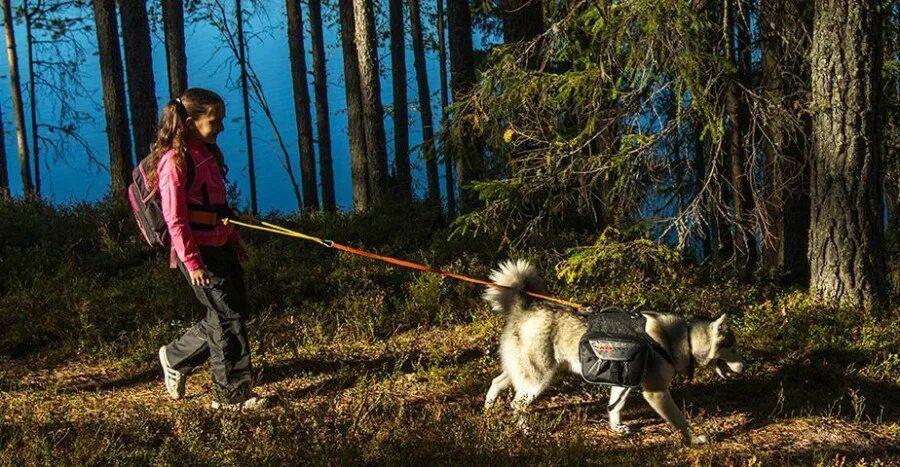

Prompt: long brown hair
xmin=146 ymin=88 xmax=226 ymax=190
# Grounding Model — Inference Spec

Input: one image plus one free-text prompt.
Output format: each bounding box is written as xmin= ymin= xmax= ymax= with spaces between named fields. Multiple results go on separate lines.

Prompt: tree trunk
xmin=339 ymin=0 xmax=369 ymax=211
xmin=287 ymin=0 xmax=319 ymax=212
xmin=0 ymin=101 xmax=7 ymax=198
xmin=92 ymin=0 xmax=132 ymax=202
xmin=447 ymin=0 xmax=483 ymax=213
xmin=437 ymin=0 xmax=455 ymax=215
xmin=162 ymin=0 xmax=187 ymax=97
xmin=880 ymin=5 xmax=899 ymax=238
xmin=809 ymin=0 xmax=887 ymax=311
xmin=723 ymin=0 xmax=756 ymax=275
xmin=120 ymin=0 xmax=158 ymax=161
xmin=759 ymin=0 xmax=812 ymax=283
xmin=692 ymin=122 xmax=712 ymax=261
xmin=409 ymin=0 xmax=440 ymax=205
xmin=390 ymin=0 xmax=411 ymax=203
xmin=353 ymin=0 xmax=390 ymax=206
xmin=235 ymin=0 xmax=258 ymax=214
xmin=500 ymin=0 xmax=543 ymax=44
xmin=24 ymin=0 xmax=38 ymax=195
xmin=2 ymin=0 xmax=32 ymax=197
xmin=309 ymin=0 xmax=335 ymax=212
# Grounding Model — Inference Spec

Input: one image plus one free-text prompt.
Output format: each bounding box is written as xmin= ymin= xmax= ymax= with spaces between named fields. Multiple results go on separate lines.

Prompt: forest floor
xmin=2 ymin=312 xmax=899 ymax=466
xmin=2 ymin=201 xmax=900 ymax=465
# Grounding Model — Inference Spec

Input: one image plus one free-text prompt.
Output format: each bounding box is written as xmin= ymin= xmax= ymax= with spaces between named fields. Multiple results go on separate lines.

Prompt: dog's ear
xmin=712 ymin=313 xmax=729 ymax=334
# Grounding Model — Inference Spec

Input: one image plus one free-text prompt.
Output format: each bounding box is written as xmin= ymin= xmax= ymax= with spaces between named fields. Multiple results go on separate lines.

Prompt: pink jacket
xmin=158 ymin=138 xmax=239 ymax=271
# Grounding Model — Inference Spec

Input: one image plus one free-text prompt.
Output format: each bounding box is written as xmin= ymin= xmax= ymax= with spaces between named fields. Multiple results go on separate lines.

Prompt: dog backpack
xmin=578 ymin=307 xmax=675 ymax=388
xmin=127 ymin=154 xmax=195 ymax=248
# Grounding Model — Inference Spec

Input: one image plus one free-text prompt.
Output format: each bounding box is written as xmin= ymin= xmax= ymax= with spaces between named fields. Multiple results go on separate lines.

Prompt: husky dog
xmin=482 ymin=260 xmax=745 ymax=446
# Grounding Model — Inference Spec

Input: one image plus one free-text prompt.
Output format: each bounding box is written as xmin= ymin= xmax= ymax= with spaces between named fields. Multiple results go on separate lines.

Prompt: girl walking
xmin=148 ymin=88 xmax=265 ymax=410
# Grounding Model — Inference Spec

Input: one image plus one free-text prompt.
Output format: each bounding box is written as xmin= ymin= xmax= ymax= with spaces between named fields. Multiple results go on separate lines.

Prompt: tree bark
xmin=309 ymin=0 xmax=335 ymax=212
xmin=0 ymin=101 xmax=7 ymax=198
xmin=162 ymin=0 xmax=187 ymax=97
xmin=2 ymin=0 xmax=32 ymax=197
xmin=353 ymin=0 xmax=390 ymax=206
xmin=723 ymin=0 xmax=756 ymax=275
xmin=409 ymin=0 xmax=440 ymax=205
xmin=809 ymin=0 xmax=887 ymax=311
xmin=92 ymin=0 xmax=132 ymax=202
xmin=339 ymin=0 xmax=369 ymax=211
xmin=447 ymin=0 xmax=483 ymax=213
xmin=120 ymin=0 xmax=158 ymax=161
xmin=24 ymin=0 xmax=38 ymax=195
xmin=759 ymin=0 xmax=812 ymax=283
xmin=437 ymin=0 xmax=455 ymax=215
xmin=235 ymin=0 xmax=258 ymax=214
xmin=500 ymin=0 xmax=543 ymax=44
xmin=390 ymin=0 xmax=411 ymax=203
xmin=287 ymin=0 xmax=319 ymax=212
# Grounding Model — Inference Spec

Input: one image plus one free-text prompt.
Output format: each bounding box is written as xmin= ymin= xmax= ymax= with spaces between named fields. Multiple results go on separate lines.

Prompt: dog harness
xmin=578 ymin=306 xmax=685 ymax=392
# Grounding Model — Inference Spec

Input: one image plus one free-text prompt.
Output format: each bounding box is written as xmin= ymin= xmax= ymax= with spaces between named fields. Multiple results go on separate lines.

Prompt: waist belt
xmin=187 ymin=204 xmax=233 ymax=229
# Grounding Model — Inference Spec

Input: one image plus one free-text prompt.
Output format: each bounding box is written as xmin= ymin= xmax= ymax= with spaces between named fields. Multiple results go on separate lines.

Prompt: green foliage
xmin=446 ymin=0 xmax=735 ymax=246
xmin=558 ymin=227 xmax=685 ymax=286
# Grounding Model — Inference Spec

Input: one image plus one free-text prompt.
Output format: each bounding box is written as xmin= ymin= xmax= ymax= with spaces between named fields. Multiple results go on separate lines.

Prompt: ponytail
xmin=146 ymin=99 xmax=190 ymax=191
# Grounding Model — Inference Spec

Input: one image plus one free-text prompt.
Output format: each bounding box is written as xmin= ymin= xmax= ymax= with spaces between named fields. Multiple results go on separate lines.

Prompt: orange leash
xmin=330 ymin=242 xmax=584 ymax=309
xmin=223 ymin=218 xmax=585 ymax=310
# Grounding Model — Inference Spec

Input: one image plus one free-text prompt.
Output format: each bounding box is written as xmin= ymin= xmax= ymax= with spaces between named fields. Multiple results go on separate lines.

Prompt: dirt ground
xmin=2 ymin=319 xmax=898 ymax=466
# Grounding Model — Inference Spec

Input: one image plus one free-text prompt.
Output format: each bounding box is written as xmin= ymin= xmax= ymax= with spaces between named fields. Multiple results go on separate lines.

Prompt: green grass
xmin=1 ymin=198 xmax=899 ymax=465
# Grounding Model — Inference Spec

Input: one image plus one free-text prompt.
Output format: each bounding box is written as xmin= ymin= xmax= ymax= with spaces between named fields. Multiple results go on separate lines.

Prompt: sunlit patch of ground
xmin=2 ymin=317 xmax=898 ymax=465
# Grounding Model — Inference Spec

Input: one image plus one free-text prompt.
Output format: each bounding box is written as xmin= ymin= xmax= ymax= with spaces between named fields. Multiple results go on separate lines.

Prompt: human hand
xmin=190 ymin=267 xmax=212 ymax=287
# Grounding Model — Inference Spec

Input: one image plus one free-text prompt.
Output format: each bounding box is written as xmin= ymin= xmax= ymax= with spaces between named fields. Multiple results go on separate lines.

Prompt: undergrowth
xmin=1 ymin=198 xmax=899 ymax=465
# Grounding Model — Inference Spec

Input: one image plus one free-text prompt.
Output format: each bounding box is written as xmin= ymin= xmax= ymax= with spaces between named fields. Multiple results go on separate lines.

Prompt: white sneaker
xmin=210 ymin=395 xmax=270 ymax=411
xmin=158 ymin=346 xmax=186 ymax=399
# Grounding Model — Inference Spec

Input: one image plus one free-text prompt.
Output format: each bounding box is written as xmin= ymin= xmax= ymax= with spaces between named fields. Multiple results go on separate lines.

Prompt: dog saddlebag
xmin=579 ymin=307 xmax=652 ymax=388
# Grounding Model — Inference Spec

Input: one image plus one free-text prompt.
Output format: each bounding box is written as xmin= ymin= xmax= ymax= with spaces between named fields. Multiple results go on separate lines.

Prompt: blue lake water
xmin=0 ymin=2 xmax=492 ymax=213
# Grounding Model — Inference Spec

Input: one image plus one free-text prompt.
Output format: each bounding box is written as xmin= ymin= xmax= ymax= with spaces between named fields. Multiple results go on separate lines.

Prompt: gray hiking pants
xmin=164 ymin=244 xmax=253 ymax=403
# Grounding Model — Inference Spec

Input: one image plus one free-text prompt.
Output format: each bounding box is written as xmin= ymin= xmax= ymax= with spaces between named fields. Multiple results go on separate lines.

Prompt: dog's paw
xmin=689 ymin=434 xmax=708 ymax=446
xmin=609 ymin=423 xmax=632 ymax=436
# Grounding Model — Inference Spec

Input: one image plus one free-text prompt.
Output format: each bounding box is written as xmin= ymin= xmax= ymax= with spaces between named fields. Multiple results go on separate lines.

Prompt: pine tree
xmin=437 ymin=0 xmax=455 ymax=215
xmin=309 ymin=0 xmax=335 ymax=212
xmin=353 ymin=0 xmax=390 ymax=206
xmin=235 ymin=0 xmax=258 ymax=214
xmin=447 ymin=0 xmax=483 ymax=213
xmin=759 ymin=0 xmax=812 ymax=282
xmin=120 ymin=0 xmax=158 ymax=161
xmin=390 ymin=0 xmax=411 ymax=202
xmin=162 ymin=0 xmax=187 ymax=96
xmin=287 ymin=0 xmax=319 ymax=211
xmin=409 ymin=0 xmax=440 ymax=204
xmin=339 ymin=0 xmax=370 ymax=211
xmin=2 ymin=0 xmax=32 ymax=196
xmin=92 ymin=0 xmax=132 ymax=202
xmin=809 ymin=0 xmax=888 ymax=311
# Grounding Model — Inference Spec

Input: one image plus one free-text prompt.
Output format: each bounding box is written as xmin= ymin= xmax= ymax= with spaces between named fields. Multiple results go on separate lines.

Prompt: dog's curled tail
xmin=482 ymin=259 xmax=546 ymax=313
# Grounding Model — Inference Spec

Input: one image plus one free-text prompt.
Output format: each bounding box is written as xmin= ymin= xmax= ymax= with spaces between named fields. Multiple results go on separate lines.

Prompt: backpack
xmin=128 ymin=153 xmax=195 ymax=248
xmin=578 ymin=307 xmax=675 ymax=388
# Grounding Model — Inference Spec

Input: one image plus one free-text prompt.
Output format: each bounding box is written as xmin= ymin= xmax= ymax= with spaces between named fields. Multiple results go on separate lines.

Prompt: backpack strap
xmin=185 ymin=152 xmax=196 ymax=191
xmin=629 ymin=312 xmax=678 ymax=369
xmin=639 ymin=332 xmax=677 ymax=368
